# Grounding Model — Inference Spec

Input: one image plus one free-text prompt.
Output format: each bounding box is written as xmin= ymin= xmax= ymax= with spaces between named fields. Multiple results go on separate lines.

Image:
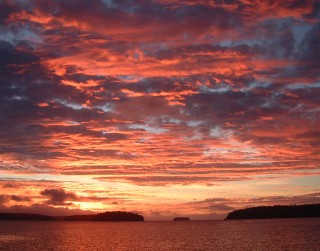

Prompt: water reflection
xmin=0 ymin=218 xmax=319 ymax=250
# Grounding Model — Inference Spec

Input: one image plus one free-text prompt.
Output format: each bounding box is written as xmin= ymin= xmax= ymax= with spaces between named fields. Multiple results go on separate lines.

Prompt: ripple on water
xmin=0 ymin=234 xmax=32 ymax=242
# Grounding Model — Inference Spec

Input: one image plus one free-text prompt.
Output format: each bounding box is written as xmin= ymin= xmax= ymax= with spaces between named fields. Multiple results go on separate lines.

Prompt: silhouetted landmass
xmin=225 ymin=204 xmax=320 ymax=220
xmin=53 ymin=216 xmax=68 ymax=221
xmin=0 ymin=213 xmax=55 ymax=221
xmin=0 ymin=211 xmax=144 ymax=221
xmin=92 ymin=211 xmax=144 ymax=221
xmin=173 ymin=217 xmax=190 ymax=221
xmin=64 ymin=214 xmax=94 ymax=221
xmin=64 ymin=211 xmax=144 ymax=221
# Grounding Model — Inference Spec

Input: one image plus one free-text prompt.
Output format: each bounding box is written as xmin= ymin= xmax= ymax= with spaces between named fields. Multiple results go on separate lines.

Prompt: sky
xmin=0 ymin=0 xmax=319 ymax=220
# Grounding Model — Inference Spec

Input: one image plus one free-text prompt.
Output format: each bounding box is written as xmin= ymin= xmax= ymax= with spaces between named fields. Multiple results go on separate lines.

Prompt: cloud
xmin=208 ymin=203 xmax=235 ymax=211
xmin=0 ymin=203 xmax=93 ymax=216
xmin=0 ymin=0 xmax=319 ymax=217
xmin=0 ymin=194 xmax=31 ymax=204
xmin=0 ymin=195 xmax=8 ymax=205
xmin=9 ymin=195 xmax=31 ymax=202
xmin=40 ymin=188 xmax=78 ymax=205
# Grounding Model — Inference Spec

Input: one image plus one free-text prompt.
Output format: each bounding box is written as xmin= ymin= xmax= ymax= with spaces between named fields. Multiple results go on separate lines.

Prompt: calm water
xmin=0 ymin=218 xmax=319 ymax=250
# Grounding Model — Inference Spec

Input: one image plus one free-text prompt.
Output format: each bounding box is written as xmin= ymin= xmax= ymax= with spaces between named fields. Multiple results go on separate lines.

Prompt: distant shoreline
xmin=0 ymin=211 xmax=144 ymax=221
xmin=225 ymin=204 xmax=320 ymax=220
xmin=0 ymin=213 xmax=55 ymax=221
xmin=2 ymin=204 xmax=320 ymax=221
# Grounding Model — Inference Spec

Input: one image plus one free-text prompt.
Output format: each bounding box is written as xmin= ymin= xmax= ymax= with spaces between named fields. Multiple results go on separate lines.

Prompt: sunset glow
xmin=0 ymin=0 xmax=319 ymax=220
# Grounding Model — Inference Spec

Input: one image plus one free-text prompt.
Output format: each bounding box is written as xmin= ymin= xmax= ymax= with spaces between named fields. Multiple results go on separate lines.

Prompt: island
xmin=173 ymin=217 xmax=190 ymax=221
xmin=64 ymin=214 xmax=94 ymax=221
xmin=65 ymin=211 xmax=144 ymax=221
xmin=0 ymin=213 xmax=55 ymax=221
xmin=225 ymin=203 xmax=320 ymax=220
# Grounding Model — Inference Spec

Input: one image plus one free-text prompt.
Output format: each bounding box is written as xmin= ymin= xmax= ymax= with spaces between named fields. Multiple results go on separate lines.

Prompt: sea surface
xmin=0 ymin=218 xmax=319 ymax=250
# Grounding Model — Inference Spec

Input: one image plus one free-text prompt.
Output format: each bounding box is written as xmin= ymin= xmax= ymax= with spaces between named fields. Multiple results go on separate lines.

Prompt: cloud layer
xmin=0 ymin=0 xmax=319 ymax=218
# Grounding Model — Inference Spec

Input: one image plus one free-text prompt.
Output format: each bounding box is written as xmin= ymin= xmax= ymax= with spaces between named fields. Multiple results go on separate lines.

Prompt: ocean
xmin=0 ymin=218 xmax=319 ymax=250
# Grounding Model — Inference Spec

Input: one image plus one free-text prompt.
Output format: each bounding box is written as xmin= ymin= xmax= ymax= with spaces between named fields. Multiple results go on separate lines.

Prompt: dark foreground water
xmin=0 ymin=218 xmax=319 ymax=250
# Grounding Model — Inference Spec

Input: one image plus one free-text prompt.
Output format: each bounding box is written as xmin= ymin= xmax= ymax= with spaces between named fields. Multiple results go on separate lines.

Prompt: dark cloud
xmin=9 ymin=195 xmax=31 ymax=202
xmin=0 ymin=1 xmax=18 ymax=22
xmin=295 ymin=131 xmax=320 ymax=139
xmin=0 ymin=194 xmax=31 ymax=204
xmin=0 ymin=195 xmax=8 ymax=205
xmin=40 ymin=188 xmax=78 ymax=205
xmin=299 ymin=21 xmax=320 ymax=65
